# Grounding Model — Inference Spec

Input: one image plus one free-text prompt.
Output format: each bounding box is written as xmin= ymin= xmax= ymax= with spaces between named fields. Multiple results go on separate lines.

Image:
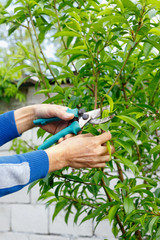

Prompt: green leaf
xmin=149 ymin=121 xmax=160 ymax=134
xmin=156 ymin=226 xmax=160 ymax=239
xmin=148 ymin=70 xmax=160 ymax=101
xmin=108 ymin=205 xmax=119 ymax=223
xmin=17 ymin=76 xmax=30 ymax=89
xmin=116 ymin=115 xmax=142 ymax=131
xmin=55 ymin=182 xmax=63 ymax=200
xmin=97 ymin=15 xmax=128 ymax=26
xmin=149 ymin=27 xmax=160 ymax=36
xmin=148 ymin=216 xmax=159 ymax=234
xmin=115 ymin=139 xmax=132 ymax=157
xmin=107 ymin=141 xmax=112 ymax=159
xmin=152 ymin=157 xmax=160 ymax=172
xmin=105 ymin=95 xmax=114 ymax=112
xmin=60 ymin=49 xmax=89 ymax=57
xmin=147 ymin=0 xmax=160 ymax=8
xmin=118 ymin=129 xmax=137 ymax=144
xmin=114 ymin=154 xmax=139 ymax=175
xmin=121 ymin=0 xmax=139 ymax=13
xmin=150 ymin=145 xmax=160 ymax=155
xmin=104 ymin=186 xmax=121 ymax=202
xmin=52 ymin=200 xmax=68 ymax=221
xmin=123 ymin=197 xmax=135 ymax=214
xmin=81 ymin=203 xmax=110 ymax=223
xmin=137 ymin=177 xmax=157 ymax=187
xmin=54 ymin=31 xmax=82 ymax=38
xmin=28 ymin=180 xmax=40 ymax=193
xmin=9 ymin=64 xmax=30 ymax=75
xmin=5 ymin=0 xmax=12 ymax=8
xmin=34 ymin=89 xmax=51 ymax=95
xmin=143 ymin=39 xmax=160 ymax=52
xmin=16 ymin=41 xmax=30 ymax=58
xmin=130 ymin=184 xmax=152 ymax=193
xmin=8 ymin=23 xmax=20 ymax=35
xmin=93 ymin=171 xmax=103 ymax=185
xmin=69 ymin=11 xmax=81 ymax=22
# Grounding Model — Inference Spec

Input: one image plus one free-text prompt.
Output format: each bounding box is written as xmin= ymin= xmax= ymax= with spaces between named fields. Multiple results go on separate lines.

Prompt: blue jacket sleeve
xmin=0 ymin=150 xmax=49 ymax=197
xmin=0 ymin=111 xmax=49 ymax=197
xmin=0 ymin=111 xmax=21 ymax=146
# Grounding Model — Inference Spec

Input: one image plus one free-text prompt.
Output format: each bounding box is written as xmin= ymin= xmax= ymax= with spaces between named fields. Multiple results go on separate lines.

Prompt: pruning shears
xmin=33 ymin=106 xmax=114 ymax=150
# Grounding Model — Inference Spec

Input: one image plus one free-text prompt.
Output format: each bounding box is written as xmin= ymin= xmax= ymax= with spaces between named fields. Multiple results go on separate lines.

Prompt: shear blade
xmin=87 ymin=106 xmax=110 ymax=119
xmin=90 ymin=115 xmax=115 ymax=125
xmin=78 ymin=106 xmax=110 ymax=128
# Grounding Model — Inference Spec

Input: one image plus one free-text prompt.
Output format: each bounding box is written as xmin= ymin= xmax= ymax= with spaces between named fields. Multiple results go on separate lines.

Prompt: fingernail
xmin=66 ymin=113 xmax=74 ymax=119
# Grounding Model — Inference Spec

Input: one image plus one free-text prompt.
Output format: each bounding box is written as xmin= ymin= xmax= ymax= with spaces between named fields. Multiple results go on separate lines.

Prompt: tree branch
xmin=27 ymin=4 xmax=60 ymax=86
xmin=26 ymin=18 xmax=51 ymax=99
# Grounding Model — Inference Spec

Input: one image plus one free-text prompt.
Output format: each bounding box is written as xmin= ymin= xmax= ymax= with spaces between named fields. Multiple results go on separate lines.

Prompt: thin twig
xmin=26 ymin=18 xmax=51 ymax=99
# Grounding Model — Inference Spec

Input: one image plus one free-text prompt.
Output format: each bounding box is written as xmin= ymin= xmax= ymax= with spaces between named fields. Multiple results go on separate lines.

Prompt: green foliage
xmin=1 ymin=0 xmax=160 ymax=239
xmin=0 ymin=66 xmax=25 ymax=102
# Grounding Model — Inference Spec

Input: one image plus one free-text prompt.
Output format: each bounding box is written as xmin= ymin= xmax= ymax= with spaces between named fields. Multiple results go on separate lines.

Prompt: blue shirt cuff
xmin=0 ymin=111 xmax=21 ymax=146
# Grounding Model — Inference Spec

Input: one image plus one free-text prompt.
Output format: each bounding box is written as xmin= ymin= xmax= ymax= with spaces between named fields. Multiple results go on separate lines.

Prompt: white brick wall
xmin=0 ymin=86 xmax=116 ymax=240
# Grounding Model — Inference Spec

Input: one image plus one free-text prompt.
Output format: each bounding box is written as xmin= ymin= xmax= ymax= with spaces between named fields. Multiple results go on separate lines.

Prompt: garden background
xmin=0 ymin=0 xmax=160 ymax=239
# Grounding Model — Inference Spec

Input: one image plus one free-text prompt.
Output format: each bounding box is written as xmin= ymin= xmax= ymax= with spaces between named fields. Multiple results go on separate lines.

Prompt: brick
xmin=11 ymin=204 xmax=48 ymax=234
xmin=30 ymin=184 xmax=41 ymax=205
xmin=49 ymin=205 xmax=93 ymax=237
xmin=0 ymin=186 xmax=30 ymax=204
xmin=0 ymin=232 xmax=29 ymax=240
xmin=29 ymin=234 xmax=70 ymax=240
xmin=0 ymin=205 xmax=10 ymax=231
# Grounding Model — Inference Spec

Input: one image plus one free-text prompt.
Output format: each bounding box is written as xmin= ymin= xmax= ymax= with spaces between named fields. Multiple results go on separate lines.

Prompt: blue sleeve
xmin=0 ymin=111 xmax=21 ymax=146
xmin=0 ymin=150 xmax=49 ymax=197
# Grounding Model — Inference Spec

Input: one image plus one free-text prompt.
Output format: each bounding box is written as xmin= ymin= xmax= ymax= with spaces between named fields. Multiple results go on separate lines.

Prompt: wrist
xmin=44 ymin=145 xmax=67 ymax=173
xmin=14 ymin=105 xmax=36 ymax=134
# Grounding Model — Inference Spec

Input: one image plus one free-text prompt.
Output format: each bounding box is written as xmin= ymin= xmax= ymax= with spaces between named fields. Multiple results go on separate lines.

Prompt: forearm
xmin=14 ymin=105 xmax=36 ymax=134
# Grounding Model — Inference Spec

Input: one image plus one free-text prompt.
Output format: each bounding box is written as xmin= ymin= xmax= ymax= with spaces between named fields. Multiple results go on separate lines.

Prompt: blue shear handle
xmin=33 ymin=108 xmax=78 ymax=126
xmin=38 ymin=121 xmax=81 ymax=150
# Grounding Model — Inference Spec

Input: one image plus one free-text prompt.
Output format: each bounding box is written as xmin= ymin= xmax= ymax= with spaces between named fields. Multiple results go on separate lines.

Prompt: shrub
xmin=1 ymin=0 xmax=160 ymax=239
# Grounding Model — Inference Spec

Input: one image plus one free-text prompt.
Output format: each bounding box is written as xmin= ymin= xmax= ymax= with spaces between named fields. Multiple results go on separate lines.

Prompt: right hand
xmin=45 ymin=131 xmax=114 ymax=172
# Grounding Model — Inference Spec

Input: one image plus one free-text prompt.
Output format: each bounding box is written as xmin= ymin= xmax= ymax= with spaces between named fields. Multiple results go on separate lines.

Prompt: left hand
xmin=33 ymin=104 xmax=74 ymax=135
xmin=14 ymin=104 xmax=74 ymax=135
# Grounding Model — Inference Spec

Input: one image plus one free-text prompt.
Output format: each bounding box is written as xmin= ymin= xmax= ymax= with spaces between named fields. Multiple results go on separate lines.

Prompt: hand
xmin=14 ymin=104 xmax=74 ymax=134
xmin=45 ymin=131 xmax=114 ymax=172
xmin=34 ymin=104 xmax=74 ymax=135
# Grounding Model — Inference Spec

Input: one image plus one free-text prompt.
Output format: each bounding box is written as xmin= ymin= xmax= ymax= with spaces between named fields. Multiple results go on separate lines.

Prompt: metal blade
xmin=78 ymin=106 xmax=110 ymax=128
xmin=90 ymin=114 xmax=115 ymax=125
xmin=86 ymin=106 xmax=110 ymax=119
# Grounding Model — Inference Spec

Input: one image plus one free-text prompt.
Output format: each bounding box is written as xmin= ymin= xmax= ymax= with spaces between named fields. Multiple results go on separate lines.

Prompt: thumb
xmin=96 ymin=131 xmax=111 ymax=144
xmin=56 ymin=109 xmax=74 ymax=121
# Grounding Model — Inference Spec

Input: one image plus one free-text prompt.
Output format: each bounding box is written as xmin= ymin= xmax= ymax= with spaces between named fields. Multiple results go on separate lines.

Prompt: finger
xmin=46 ymin=105 xmax=74 ymax=121
xmin=74 ymin=163 xmax=107 ymax=169
xmin=58 ymin=137 xmax=64 ymax=143
xmin=92 ymin=155 xmax=111 ymax=163
xmin=64 ymin=133 xmax=74 ymax=140
xmin=91 ymin=163 xmax=106 ymax=168
xmin=77 ymin=133 xmax=93 ymax=138
xmin=55 ymin=108 xmax=74 ymax=121
xmin=95 ymin=131 xmax=111 ymax=144
xmin=99 ymin=145 xmax=115 ymax=155
xmin=75 ymin=155 xmax=110 ymax=165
